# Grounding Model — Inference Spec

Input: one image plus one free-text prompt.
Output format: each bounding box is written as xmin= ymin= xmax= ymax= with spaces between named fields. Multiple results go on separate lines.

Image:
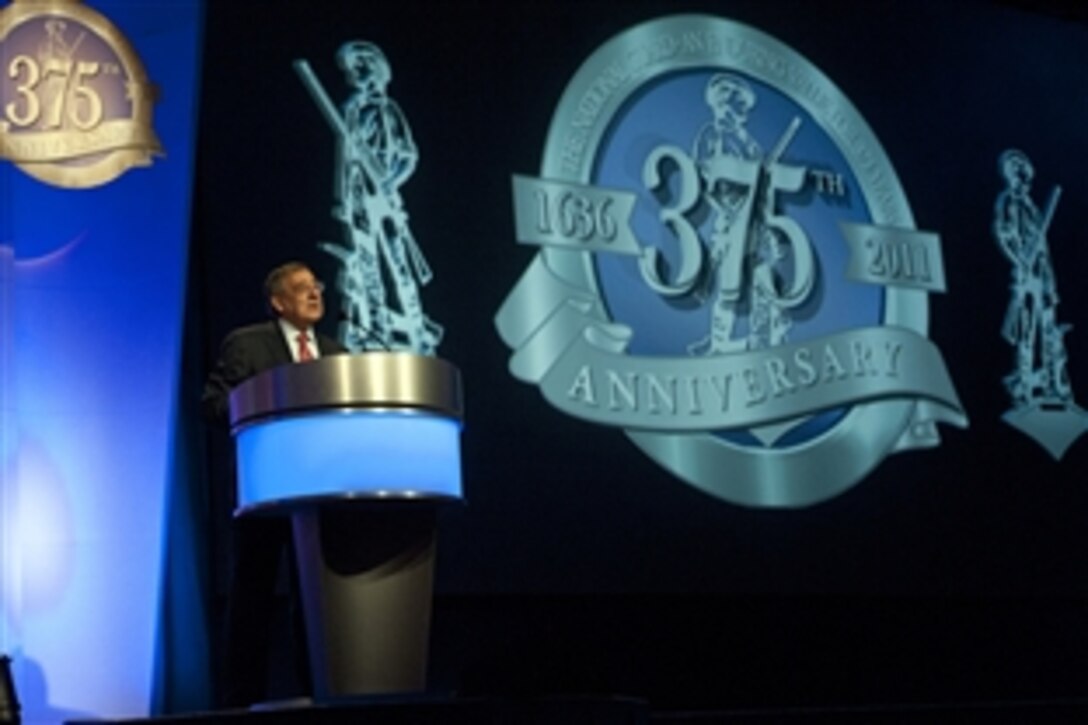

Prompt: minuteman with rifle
xmin=295 ymin=41 xmax=441 ymax=354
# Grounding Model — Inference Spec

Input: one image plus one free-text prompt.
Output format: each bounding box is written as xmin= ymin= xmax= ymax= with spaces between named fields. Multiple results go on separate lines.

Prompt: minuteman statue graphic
xmin=993 ymin=149 xmax=1087 ymax=459
xmin=295 ymin=41 xmax=442 ymax=355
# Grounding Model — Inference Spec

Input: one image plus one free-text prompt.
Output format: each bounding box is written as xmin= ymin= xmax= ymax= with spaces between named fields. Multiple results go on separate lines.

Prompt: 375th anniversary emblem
xmin=0 ymin=0 xmax=161 ymax=189
xmin=495 ymin=15 xmax=967 ymax=507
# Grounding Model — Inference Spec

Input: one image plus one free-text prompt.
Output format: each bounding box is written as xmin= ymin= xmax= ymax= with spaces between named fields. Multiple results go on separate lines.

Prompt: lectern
xmin=228 ymin=352 xmax=463 ymax=699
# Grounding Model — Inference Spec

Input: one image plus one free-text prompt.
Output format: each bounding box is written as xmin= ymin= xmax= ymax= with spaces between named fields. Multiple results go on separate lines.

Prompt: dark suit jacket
xmin=202 ymin=319 xmax=347 ymax=423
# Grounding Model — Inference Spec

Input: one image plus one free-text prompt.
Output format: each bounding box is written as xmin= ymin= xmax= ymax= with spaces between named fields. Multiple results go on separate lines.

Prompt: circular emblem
xmin=497 ymin=15 xmax=965 ymax=507
xmin=0 ymin=0 xmax=162 ymax=189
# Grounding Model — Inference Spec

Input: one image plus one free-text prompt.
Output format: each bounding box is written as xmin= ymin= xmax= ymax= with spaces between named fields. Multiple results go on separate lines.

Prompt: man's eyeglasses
xmin=291 ymin=281 xmax=325 ymax=296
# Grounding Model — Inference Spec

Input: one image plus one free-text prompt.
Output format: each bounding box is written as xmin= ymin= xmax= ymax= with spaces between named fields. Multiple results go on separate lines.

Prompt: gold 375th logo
xmin=0 ymin=0 xmax=161 ymax=189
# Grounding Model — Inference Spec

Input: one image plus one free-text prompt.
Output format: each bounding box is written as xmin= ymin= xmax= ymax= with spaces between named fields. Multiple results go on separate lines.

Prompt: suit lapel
xmin=267 ymin=320 xmax=293 ymax=366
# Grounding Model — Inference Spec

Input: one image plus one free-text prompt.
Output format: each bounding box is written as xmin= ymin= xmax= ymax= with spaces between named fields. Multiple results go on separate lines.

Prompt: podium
xmin=228 ymin=352 xmax=463 ymax=699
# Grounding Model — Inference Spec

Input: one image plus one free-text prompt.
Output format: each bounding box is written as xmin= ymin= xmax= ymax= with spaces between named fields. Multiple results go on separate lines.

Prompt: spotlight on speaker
xmin=0 ymin=655 xmax=19 ymax=724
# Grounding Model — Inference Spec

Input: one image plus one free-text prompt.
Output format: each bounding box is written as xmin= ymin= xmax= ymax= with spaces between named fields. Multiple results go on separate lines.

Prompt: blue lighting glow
xmin=0 ymin=1 xmax=204 ymax=721
xmin=235 ymin=411 xmax=463 ymax=510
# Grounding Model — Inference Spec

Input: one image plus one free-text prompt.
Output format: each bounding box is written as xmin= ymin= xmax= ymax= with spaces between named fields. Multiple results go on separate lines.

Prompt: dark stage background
xmin=189 ymin=0 xmax=1088 ymax=711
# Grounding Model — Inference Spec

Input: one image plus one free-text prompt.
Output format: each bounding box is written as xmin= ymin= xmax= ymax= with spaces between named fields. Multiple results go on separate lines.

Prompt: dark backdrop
xmin=190 ymin=0 xmax=1088 ymax=708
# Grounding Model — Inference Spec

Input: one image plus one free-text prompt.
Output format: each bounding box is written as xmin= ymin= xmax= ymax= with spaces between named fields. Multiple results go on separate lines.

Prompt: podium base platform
xmin=70 ymin=695 xmax=649 ymax=724
xmin=67 ymin=695 xmax=1088 ymax=724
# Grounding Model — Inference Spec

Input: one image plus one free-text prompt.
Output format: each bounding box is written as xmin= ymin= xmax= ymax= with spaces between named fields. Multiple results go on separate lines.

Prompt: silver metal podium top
xmin=229 ymin=352 xmax=463 ymax=430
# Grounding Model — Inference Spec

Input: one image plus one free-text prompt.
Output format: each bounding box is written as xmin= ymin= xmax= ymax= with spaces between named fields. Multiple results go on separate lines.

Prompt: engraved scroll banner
xmin=501 ymin=260 xmax=965 ymax=433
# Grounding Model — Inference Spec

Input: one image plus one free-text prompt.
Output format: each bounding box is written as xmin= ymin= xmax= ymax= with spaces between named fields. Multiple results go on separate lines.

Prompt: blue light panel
xmin=236 ymin=411 xmax=463 ymax=509
xmin=0 ymin=1 xmax=204 ymax=720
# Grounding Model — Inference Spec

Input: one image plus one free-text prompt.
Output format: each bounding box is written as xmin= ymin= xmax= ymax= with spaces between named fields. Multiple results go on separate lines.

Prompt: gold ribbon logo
xmin=0 ymin=0 xmax=162 ymax=188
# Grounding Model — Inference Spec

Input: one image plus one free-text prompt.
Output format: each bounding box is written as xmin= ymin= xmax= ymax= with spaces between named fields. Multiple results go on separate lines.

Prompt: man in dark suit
xmin=203 ymin=261 xmax=346 ymax=707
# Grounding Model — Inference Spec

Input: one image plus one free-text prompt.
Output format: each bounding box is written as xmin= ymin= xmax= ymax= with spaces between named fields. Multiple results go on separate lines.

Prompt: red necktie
xmin=297 ymin=331 xmax=314 ymax=362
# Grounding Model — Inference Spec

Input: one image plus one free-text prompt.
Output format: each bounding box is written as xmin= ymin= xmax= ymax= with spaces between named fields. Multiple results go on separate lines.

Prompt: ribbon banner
xmin=0 ymin=118 xmax=160 ymax=163
xmin=512 ymin=175 xmax=642 ymax=255
xmin=500 ymin=259 xmax=966 ymax=434
xmin=841 ymin=221 xmax=947 ymax=292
